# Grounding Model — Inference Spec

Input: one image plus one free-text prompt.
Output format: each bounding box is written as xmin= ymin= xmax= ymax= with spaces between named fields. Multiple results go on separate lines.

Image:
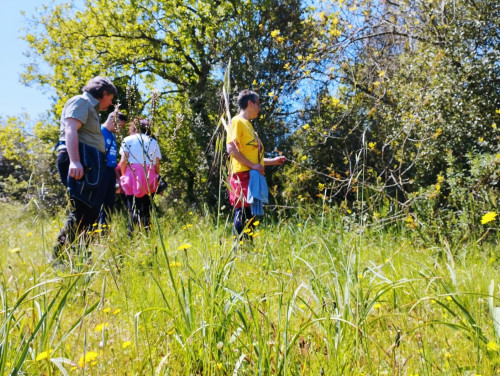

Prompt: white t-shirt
xmin=120 ymin=133 xmax=162 ymax=164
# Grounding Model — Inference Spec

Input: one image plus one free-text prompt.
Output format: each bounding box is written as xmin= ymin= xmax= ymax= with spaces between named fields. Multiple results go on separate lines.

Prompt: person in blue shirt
xmin=99 ymin=111 xmax=127 ymax=227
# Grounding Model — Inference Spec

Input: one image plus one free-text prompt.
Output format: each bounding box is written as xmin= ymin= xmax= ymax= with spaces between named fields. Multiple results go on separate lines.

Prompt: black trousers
xmin=55 ymin=150 xmax=102 ymax=252
xmin=233 ymin=206 xmax=254 ymax=236
xmin=98 ymin=166 xmax=117 ymax=226
xmin=125 ymin=195 xmax=153 ymax=235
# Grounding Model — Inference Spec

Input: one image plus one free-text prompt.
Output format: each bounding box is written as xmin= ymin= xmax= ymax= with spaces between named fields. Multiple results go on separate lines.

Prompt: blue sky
xmin=0 ymin=1 xmax=56 ymax=119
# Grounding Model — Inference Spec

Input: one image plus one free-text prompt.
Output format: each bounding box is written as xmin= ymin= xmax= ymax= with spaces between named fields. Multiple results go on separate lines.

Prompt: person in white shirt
xmin=119 ymin=119 xmax=162 ymax=234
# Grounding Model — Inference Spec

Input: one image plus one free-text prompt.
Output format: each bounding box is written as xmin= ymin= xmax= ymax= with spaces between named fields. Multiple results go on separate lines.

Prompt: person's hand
xmin=69 ymin=161 xmax=84 ymax=180
xmin=275 ymin=156 xmax=287 ymax=165
xmin=252 ymin=163 xmax=265 ymax=175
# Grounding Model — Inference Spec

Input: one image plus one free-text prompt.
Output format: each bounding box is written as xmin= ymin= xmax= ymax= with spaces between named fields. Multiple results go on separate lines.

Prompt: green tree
xmin=282 ymin=0 xmax=500 ymax=213
xmin=23 ymin=0 xmax=329 ymax=206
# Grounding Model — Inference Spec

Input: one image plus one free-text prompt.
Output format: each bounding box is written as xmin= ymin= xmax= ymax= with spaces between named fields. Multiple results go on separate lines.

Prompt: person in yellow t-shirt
xmin=226 ymin=89 xmax=287 ymax=235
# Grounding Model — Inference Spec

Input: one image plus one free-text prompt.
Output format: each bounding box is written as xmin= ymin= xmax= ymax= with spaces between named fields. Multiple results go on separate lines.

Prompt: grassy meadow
xmin=1 ymin=200 xmax=500 ymax=375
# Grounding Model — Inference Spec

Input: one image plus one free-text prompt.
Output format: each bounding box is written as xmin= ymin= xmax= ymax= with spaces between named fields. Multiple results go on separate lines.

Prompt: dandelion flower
xmin=487 ymin=341 xmax=499 ymax=352
xmin=113 ymin=309 xmax=121 ymax=315
xmin=94 ymin=323 xmax=109 ymax=332
xmin=302 ymin=123 xmax=310 ymax=130
xmin=102 ymin=307 xmax=111 ymax=313
xmin=9 ymin=248 xmax=20 ymax=253
xmin=301 ymin=156 xmax=307 ymax=161
xmin=122 ymin=341 xmax=132 ymax=349
xmin=78 ymin=351 xmax=98 ymax=368
xmin=446 ymin=296 xmax=452 ymax=301
xmin=36 ymin=349 xmax=53 ymax=361
xmin=26 ymin=232 xmax=32 ymax=237
xmin=178 ymin=244 xmax=192 ymax=250
xmin=253 ymin=220 xmax=260 ymax=226
xmin=270 ymin=29 xmax=280 ymax=38
xmin=373 ymin=303 xmax=382 ymax=309
xmin=481 ymin=212 xmax=497 ymax=224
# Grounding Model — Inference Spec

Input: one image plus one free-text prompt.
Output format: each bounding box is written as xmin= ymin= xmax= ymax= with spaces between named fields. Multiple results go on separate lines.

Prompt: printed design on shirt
xmin=246 ymin=137 xmax=258 ymax=148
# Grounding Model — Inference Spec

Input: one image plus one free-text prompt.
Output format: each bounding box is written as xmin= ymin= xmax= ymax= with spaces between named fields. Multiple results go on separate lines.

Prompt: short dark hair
xmin=107 ymin=111 xmax=127 ymax=123
xmin=237 ymin=90 xmax=259 ymax=110
xmin=82 ymin=76 xmax=117 ymax=99
xmin=131 ymin=118 xmax=153 ymax=136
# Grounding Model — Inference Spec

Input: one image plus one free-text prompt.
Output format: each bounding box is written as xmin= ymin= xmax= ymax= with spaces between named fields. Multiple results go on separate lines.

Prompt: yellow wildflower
xmin=253 ymin=220 xmax=260 ymax=226
xmin=78 ymin=351 xmax=98 ymax=368
xmin=26 ymin=232 xmax=32 ymax=237
xmin=178 ymin=244 xmax=192 ymax=250
xmin=36 ymin=349 xmax=53 ymax=361
xmin=103 ymin=307 xmax=111 ymax=313
xmin=481 ymin=212 xmax=497 ymax=224
xmin=94 ymin=323 xmax=109 ymax=332
xmin=301 ymin=156 xmax=307 ymax=161
xmin=404 ymin=216 xmax=414 ymax=224
xmin=122 ymin=341 xmax=132 ymax=349
xmin=487 ymin=341 xmax=499 ymax=352
xmin=270 ymin=29 xmax=280 ymax=38
xmin=9 ymin=248 xmax=20 ymax=253
xmin=318 ymin=183 xmax=325 ymax=191
xmin=368 ymin=142 xmax=376 ymax=150
xmin=302 ymin=123 xmax=310 ymax=130
xmin=492 ymin=123 xmax=497 ymax=129
xmin=113 ymin=309 xmax=121 ymax=315
xmin=444 ymin=352 xmax=451 ymax=358
xmin=373 ymin=303 xmax=382 ymax=309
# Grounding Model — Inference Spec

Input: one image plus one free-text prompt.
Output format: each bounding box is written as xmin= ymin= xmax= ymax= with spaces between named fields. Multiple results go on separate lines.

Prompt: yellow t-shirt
xmin=226 ymin=115 xmax=264 ymax=173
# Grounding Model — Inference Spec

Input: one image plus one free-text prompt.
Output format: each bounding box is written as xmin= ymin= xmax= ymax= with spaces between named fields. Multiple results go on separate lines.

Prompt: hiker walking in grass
xmin=52 ymin=76 xmax=117 ymax=263
xmin=119 ymin=119 xmax=162 ymax=235
xmin=226 ymin=89 xmax=286 ymax=236
xmin=98 ymin=111 xmax=128 ymax=227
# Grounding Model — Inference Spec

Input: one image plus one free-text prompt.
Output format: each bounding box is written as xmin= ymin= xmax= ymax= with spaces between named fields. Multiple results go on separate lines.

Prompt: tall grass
xmin=1 ymin=200 xmax=499 ymax=375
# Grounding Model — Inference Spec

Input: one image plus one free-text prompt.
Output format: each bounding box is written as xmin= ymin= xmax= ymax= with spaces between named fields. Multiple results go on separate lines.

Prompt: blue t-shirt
xmin=101 ymin=126 xmax=118 ymax=168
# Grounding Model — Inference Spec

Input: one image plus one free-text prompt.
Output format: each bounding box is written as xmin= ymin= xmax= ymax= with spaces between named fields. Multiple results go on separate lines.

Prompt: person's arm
xmin=226 ymin=142 xmax=264 ymax=174
xmin=263 ymin=156 xmax=287 ymax=166
xmin=120 ymin=152 xmax=129 ymax=175
xmin=65 ymin=118 xmax=84 ymax=180
xmin=154 ymin=157 xmax=160 ymax=175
